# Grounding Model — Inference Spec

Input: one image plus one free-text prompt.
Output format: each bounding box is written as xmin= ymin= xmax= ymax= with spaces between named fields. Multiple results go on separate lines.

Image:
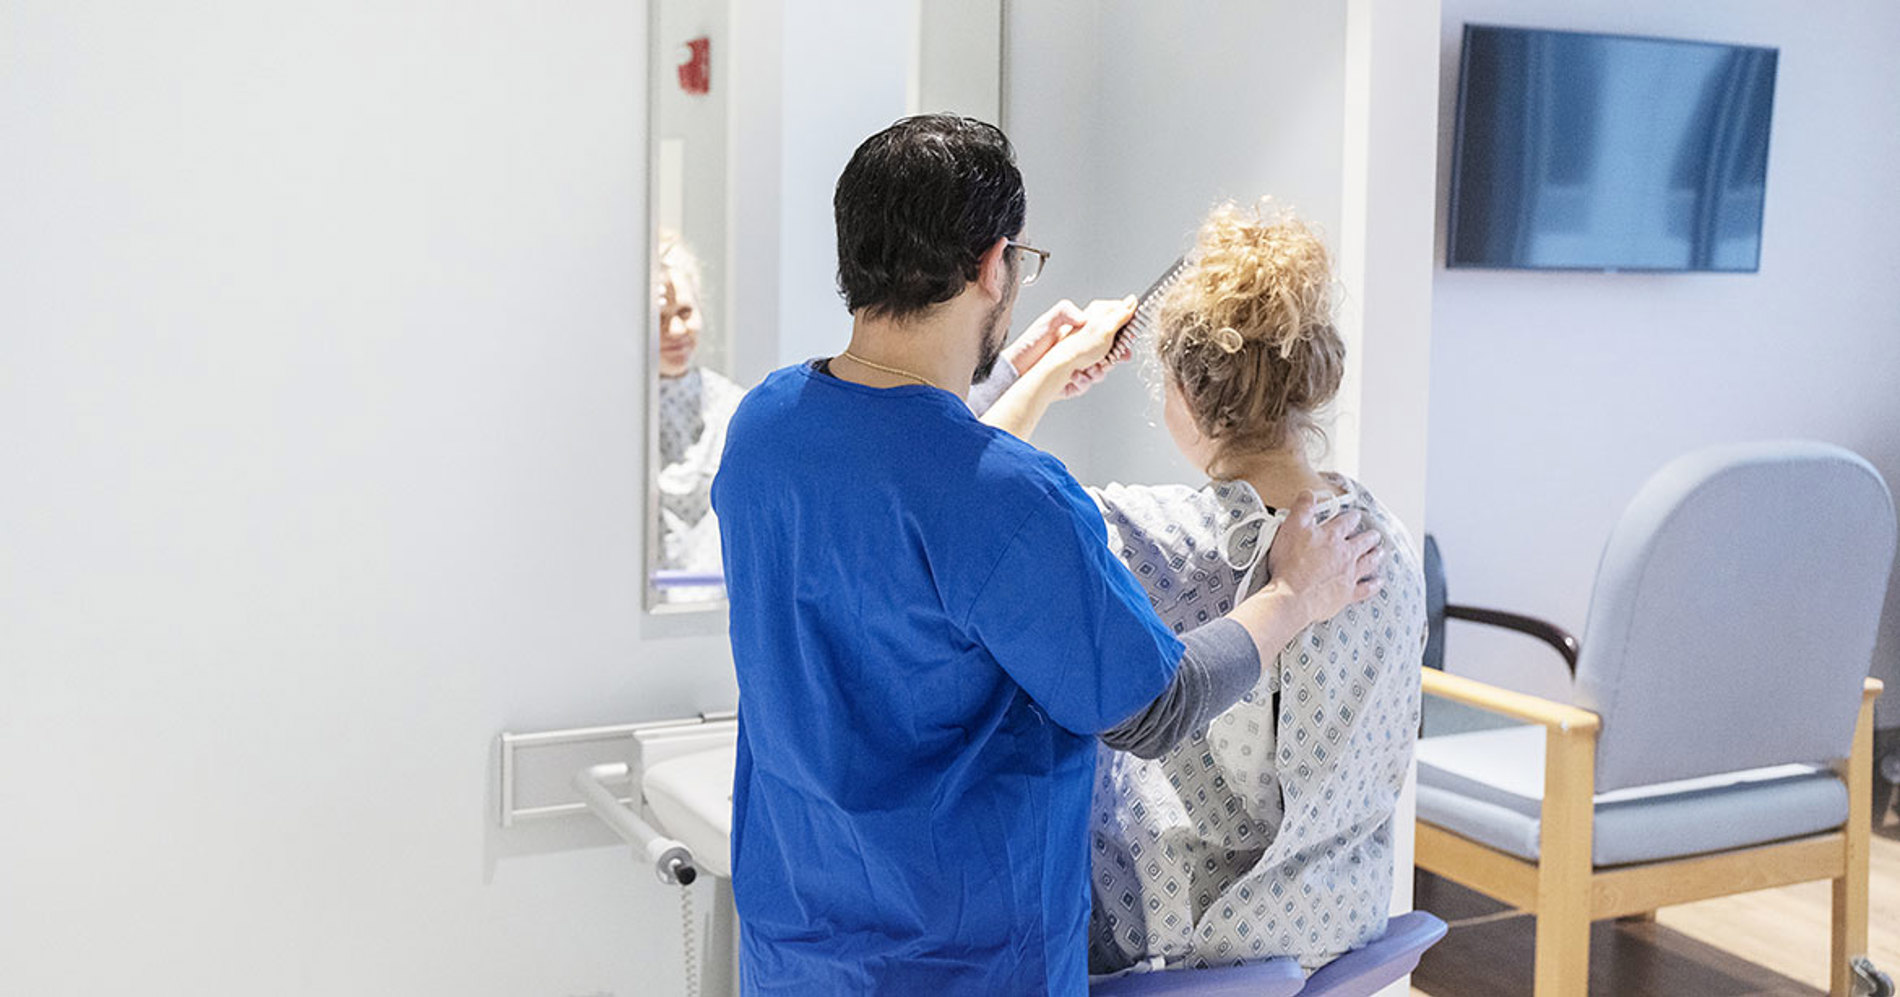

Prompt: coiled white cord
xmin=679 ymin=883 xmax=701 ymax=997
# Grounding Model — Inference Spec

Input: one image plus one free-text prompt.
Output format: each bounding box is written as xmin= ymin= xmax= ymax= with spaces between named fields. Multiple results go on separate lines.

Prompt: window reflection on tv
xmin=1448 ymin=25 xmax=1778 ymax=272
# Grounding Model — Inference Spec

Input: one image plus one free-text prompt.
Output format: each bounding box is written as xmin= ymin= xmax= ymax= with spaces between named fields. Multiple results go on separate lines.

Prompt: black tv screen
xmin=1447 ymin=25 xmax=1778 ymax=272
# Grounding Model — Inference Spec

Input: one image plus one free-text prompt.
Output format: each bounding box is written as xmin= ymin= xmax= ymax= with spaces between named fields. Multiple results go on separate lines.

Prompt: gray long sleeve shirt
xmin=1100 ymin=618 xmax=1261 ymax=759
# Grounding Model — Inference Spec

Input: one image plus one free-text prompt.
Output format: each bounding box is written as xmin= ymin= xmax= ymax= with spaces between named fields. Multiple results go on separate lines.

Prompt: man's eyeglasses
xmin=1007 ymin=241 xmax=1050 ymax=286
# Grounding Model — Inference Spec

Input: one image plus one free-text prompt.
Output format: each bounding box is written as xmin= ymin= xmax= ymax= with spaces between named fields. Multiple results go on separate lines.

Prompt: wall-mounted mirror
xmin=644 ymin=0 xmax=1007 ymax=612
xmin=646 ymin=0 xmax=738 ymax=611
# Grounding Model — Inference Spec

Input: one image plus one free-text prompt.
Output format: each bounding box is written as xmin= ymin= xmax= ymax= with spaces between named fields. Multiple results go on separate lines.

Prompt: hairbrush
xmin=1109 ymin=255 xmax=1189 ymax=356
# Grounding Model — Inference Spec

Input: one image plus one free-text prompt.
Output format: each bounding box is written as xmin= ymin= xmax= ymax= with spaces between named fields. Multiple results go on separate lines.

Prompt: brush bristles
xmin=1112 ymin=259 xmax=1188 ymax=351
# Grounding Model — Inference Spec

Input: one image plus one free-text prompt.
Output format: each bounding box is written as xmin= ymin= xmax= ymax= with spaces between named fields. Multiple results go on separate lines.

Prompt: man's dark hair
xmin=833 ymin=114 xmax=1026 ymax=320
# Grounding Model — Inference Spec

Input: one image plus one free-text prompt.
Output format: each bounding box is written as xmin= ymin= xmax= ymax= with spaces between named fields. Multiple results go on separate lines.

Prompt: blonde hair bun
xmin=1156 ymin=199 xmax=1346 ymax=472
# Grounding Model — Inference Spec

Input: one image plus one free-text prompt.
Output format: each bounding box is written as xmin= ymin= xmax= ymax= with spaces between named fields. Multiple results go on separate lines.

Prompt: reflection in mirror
xmin=645 ymin=0 xmax=1009 ymax=611
xmin=653 ymin=233 xmax=742 ymax=606
xmin=647 ymin=0 xmax=735 ymax=610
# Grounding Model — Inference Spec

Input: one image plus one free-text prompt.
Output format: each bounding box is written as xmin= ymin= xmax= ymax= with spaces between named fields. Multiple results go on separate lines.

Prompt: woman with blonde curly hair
xmin=653 ymin=231 xmax=744 ymax=602
xmin=981 ymin=200 xmax=1426 ymax=976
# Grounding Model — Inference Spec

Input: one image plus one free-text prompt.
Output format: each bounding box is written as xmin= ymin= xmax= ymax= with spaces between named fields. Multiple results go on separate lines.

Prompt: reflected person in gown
xmin=654 ymin=231 xmax=743 ymax=602
xmin=981 ymin=201 xmax=1426 ymax=975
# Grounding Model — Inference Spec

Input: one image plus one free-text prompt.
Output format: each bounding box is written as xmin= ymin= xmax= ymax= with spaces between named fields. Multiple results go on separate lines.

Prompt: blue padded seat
xmin=1417 ymin=725 xmax=1849 ymax=866
xmin=1298 ymin=912 xmax=1449 ymax=995
xmin=1089 ymin=953 xmax=1304 ymax=997
xmin=1087 ymin=912 xmax=1448 ymax=996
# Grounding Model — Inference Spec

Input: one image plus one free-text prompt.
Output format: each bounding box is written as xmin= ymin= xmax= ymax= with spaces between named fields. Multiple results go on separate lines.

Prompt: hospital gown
xmin=655 ymin=365 xmax=744 ymax=601
xmin=1085 ymin=475 xmax=1425 ymax=974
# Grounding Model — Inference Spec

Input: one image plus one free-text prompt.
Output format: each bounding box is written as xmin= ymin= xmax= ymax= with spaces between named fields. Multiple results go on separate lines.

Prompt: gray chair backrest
xmin=1573 ymin=441 xmax=1896 ymax=794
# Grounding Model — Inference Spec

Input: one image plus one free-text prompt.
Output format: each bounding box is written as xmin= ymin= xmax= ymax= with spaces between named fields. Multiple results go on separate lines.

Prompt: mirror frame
xmin=642 ymin=0 xmax=1011 ymax=614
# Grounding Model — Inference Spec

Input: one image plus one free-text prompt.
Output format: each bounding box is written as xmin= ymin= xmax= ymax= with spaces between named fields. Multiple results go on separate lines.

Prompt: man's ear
xmin=976 ymin=236 xmax=1012 ymax=302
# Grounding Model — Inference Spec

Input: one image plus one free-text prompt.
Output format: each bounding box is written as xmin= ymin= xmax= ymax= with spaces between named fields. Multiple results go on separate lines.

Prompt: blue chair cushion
xmin=1298 ymin=911 xmax=1448 ymax=995
xmin=1417 ymin=725 xmax=1849 ymax=866
xmin=1088 ymin=955 xmax=1304 ymax=996
xmin=1086 ymin=912 xmax=1448 ymax=996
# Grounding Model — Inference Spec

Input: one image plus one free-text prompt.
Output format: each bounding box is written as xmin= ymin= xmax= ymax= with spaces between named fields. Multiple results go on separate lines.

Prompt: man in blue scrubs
xmin=711 ymin=115 xmax=1383 ymax=995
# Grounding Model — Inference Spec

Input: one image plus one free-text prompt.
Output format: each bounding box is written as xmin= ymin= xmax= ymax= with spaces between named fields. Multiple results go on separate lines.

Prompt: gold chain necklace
xmin=840 ymin=350 xmax=943 ymax=391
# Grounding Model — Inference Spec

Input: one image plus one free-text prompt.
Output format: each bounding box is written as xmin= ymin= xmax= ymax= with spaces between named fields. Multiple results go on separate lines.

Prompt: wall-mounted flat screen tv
xmin=1447 ymin=25 xmax=1778 ymax=272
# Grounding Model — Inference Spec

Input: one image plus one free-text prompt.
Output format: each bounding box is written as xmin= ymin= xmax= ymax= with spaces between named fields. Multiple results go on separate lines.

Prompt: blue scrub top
xmin=711 ymin=361 xmax=1183 ymax=995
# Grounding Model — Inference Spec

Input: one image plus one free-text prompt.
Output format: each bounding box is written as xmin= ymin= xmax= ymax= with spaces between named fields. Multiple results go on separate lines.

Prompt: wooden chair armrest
xmin=1420 ymin=667 xmax=1601 ymax=735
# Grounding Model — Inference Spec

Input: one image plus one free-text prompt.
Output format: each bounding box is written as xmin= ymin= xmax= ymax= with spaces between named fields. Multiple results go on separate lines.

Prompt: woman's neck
xmin=1220 ymin=448 xmax=1334 ymax=510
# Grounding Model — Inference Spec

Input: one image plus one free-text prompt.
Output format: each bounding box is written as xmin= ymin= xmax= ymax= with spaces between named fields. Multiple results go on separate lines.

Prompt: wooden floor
xmin=1410 ymin=813 xmax=1900 ymax=996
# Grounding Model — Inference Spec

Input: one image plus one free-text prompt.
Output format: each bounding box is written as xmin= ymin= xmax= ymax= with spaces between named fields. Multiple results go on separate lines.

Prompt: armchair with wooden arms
xmin=1414 ymin=441 xmax=1896 ymax=997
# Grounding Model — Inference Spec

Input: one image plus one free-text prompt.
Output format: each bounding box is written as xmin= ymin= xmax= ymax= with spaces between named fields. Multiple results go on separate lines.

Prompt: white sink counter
xmin=642 ymin=742 xmax=738 ymax=879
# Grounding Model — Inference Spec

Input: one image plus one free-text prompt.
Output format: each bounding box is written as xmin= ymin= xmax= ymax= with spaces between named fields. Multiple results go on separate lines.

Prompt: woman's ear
xmin=976 ymin=237 xmax=1012 ymax=301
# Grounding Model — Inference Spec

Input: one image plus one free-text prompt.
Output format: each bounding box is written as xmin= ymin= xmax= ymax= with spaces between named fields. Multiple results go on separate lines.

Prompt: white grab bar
xmin=574 ymin=762 xmax=699 ymax=885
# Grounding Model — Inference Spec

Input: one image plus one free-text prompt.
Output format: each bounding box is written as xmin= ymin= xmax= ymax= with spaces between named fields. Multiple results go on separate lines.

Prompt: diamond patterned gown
xmin=656 ymin=366 xmax=745 ymax=602
xmin=1084 ymin=475 xmax=1425 ymax=974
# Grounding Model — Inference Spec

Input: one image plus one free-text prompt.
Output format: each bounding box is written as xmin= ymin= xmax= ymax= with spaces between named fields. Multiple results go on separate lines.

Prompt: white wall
xmin=773 ymin=0 xmax=913 ymax=369
xmin=1 ymin=2 xmax=737 ymax=993
xmin=998 ymin=0 xmax=1106 ymax=476
xmin=1338 ymin=0 xmax=1443 ymax=537
xmin=1009 ymin=0 xmax=1351 ymax=487
xmin=725 ymin=2 xmax=784 ymax=391
xmin=1427 ymin=0 xmax=1900 ymax=722
xmin=912 ymin=0 xmax=1004 ymax=122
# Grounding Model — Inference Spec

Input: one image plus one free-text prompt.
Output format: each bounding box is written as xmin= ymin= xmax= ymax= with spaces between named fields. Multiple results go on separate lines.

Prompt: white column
xmin=1337 ymin=1 xmax=1442 ymax=992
